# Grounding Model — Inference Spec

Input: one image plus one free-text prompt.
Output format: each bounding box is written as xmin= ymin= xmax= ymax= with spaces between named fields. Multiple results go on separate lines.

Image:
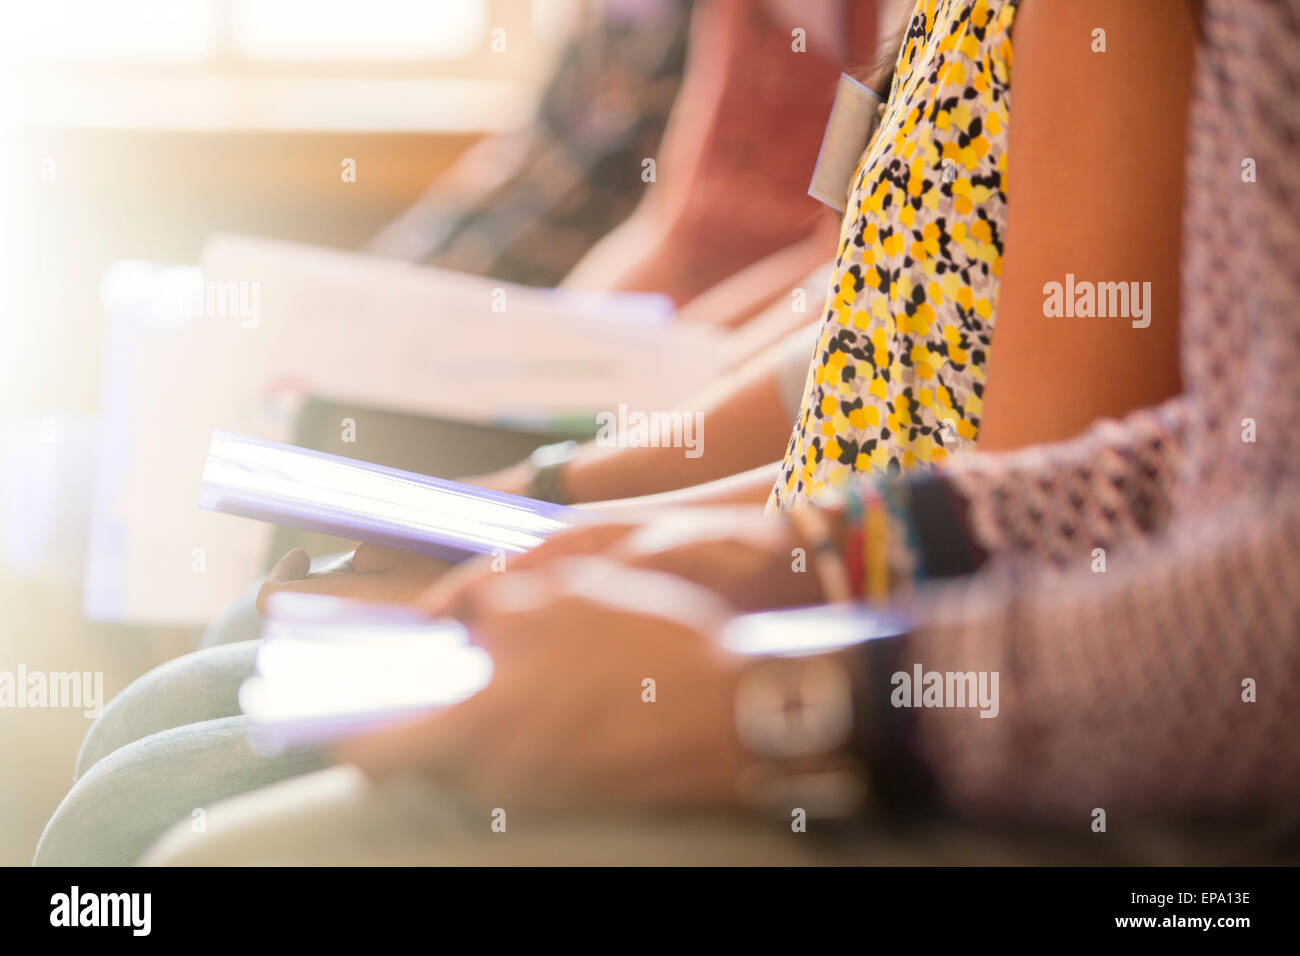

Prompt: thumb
xmin=256 ymin=548 xmax=312 ymax=616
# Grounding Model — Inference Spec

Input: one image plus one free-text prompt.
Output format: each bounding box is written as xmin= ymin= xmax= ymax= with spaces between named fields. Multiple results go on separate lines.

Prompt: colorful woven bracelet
xmin=864 ymin=490 xmax=890 ymax=600
xmin=839 ymin=481 xmax=867 ymax=601
xmin=875 ymin=476 xmax=927 ymax=588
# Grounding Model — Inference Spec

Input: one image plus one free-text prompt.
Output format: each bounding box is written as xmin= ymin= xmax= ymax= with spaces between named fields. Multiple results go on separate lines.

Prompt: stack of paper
xmin=241 ymin=593 xmax=492 ymax=753
xmin=199 ymin=430 xmax=584 ymax=559
xmin=198 ymin=233 xmax=723 ymax=423
xmin=87 ymin=235 xmax=723 ymax=624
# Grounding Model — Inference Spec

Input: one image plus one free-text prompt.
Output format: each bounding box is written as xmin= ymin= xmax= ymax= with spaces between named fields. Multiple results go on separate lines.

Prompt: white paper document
xmin=240 ymin=593 xmax=493 ymax=752
xmin=86 ymin=236 xmax=722 ymax=625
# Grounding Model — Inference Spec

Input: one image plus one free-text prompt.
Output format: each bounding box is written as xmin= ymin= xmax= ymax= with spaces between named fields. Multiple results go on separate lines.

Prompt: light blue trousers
xmin=34 ymin=640 xmax=328 ymax=866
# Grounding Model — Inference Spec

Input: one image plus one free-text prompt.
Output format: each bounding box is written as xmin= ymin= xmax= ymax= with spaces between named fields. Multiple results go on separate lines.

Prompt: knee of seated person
xmin=45 ymin=719 xmax=329 ymax=866
xmin=73 ymin=642 xmax=260 ymax=779
xmin=36 ymin=737 xmax=179 ymax=867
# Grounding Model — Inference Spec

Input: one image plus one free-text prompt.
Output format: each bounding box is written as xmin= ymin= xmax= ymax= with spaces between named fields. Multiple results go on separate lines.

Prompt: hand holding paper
xmin=333 ymin=558 xmax=749 ymax=811
xmin=200 ymin=431 xmax=587 ymax=561
xmin=254 ymin=545 xmax=455 ymax=616
xmin=241 ymin=592 xmax=494 ymax=753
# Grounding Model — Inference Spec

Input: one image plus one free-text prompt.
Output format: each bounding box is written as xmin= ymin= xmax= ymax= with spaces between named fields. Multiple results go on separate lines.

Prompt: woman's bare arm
xmin=976 ymin=0 xmax=1197 ymax=452
xmin=583 ymin=462 xmax=781 ymax=514
xmin=474 ymin=342 xmax=797 ymax=503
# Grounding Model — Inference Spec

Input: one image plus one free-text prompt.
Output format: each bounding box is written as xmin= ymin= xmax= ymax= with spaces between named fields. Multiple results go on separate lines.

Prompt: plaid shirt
xmin=365 ymin=1 xmax=693 ymax=286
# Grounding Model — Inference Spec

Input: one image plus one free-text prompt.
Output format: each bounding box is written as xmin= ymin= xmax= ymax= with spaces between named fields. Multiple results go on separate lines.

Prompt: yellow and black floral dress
xmin=770 ymin=0 xmax=1019 ymax=509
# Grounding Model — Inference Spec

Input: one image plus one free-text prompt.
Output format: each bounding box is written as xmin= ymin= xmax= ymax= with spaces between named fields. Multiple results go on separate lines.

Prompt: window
xmin=6 ymin=0 xmax=218 ymax=63
xmin=231 ymin=0 xmax=489 ymax=62
xmin=4 ymin=0 xmax=560 ymax=68
xmin=3 ymin=0 xmax=580 ymax=131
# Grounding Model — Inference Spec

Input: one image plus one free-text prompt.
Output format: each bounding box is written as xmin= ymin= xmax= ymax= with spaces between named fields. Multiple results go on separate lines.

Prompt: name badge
xmin=808 ymin=73 xmax=885 ymax=214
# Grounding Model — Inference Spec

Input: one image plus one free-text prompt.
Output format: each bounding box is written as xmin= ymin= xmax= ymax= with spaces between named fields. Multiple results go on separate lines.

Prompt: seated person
xmin=37 ymin=0 xmax=1201 ymax=865
xmin=143 ymin=0 xmax=1300 ymax=864
xmin=375 ymin=0 xmax=876 ymax=304
xmin=367 ymin=0 xmax=693 ymax=285
xmin=560 ymin=0 xmax=877 ymax=305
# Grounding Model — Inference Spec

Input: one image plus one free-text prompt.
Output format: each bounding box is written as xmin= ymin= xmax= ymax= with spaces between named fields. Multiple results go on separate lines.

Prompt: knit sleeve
xmin=928 ymin=396 xmax=1193 ymax=570
xmin=864 ymin=495 xmax=1300 ymax=823
xmin=861 ymin=395 xmax=1193 ymax=592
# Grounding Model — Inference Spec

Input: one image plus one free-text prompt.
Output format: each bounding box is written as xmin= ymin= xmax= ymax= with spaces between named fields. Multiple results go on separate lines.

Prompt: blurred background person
xmin=364 ymin=0 xmax=695 ymax=285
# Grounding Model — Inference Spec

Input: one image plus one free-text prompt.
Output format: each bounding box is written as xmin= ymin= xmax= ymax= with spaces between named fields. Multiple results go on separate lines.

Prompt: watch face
xmin=722 ymin=603 xmax=911 ymax=657
xmin=734 ymin=657 xmax=855 ymax=760
xmin=529 ymin=440 xmax=579 ymax=469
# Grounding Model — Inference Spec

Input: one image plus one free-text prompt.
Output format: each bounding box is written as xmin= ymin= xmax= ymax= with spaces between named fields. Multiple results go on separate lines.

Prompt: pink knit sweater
xmin=878 ymin=0 xmax=1300 ymax=824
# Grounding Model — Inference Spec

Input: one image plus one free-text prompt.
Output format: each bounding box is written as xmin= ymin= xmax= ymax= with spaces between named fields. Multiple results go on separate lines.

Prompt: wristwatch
xmin=723 ymin=603 xmax=916 ymax=820
xmin=525 ymin=440 xmax=580 ymax=504
xmin=731 ymin=650 xmax=870 ymax=820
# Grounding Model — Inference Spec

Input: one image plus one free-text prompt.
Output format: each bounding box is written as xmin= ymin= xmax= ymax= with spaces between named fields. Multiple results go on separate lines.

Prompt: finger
xmin=458 ymin=570 xmax=563 ymax=631
xmin=257 ymin=566 xmax=421 ymax=616
xmin=350 ymin=542 xmax=430 ymax=573
xmin=267 ymin=547 xmax=312 ymax=584
xmin=344 ymin=543 xmax=387 ymax=572
xmin=415 ymin=553 xmax=496 ymax=620
xmin=421 ymin=566 xmax=568 ymax=638
xmin=505 ymin=521 xmax=638 ymax=571
xmin=418 ymin=522 xmax=636 ymax=619
xmin=545 ymin=556 xmax=739 ymax=628
xmin=334 ymin=666 xmax=533 ymax=777
xmin=256 ymin=549 xmax=312 ymax=616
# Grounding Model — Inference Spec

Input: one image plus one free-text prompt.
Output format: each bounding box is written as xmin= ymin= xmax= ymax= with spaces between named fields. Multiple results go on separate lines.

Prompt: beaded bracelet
xmin=840 ymin=481 xmax=866 ymax=600
xmin=864 ymin=490 xmax=890 ymax=600
xmin=875 ymin=476 xmax=927 ymax=588
xmin=835 ymin=475 xmax=929 ymax=598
